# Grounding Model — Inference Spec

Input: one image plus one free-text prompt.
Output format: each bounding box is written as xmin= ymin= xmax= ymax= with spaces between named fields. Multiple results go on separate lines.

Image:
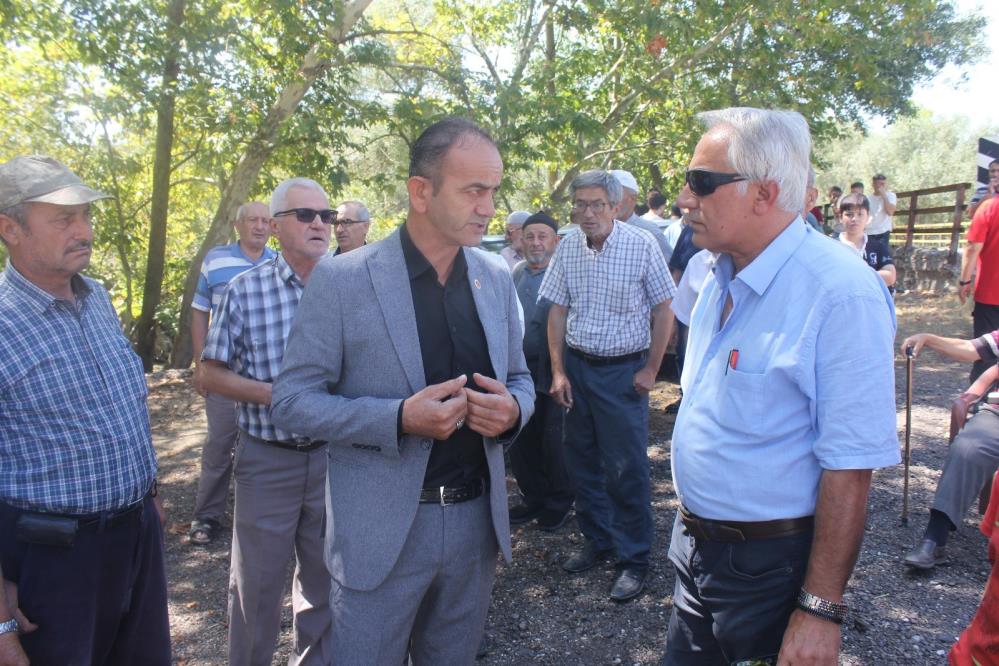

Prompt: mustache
xmin=66 ymin=241 xmax=92 ymax=253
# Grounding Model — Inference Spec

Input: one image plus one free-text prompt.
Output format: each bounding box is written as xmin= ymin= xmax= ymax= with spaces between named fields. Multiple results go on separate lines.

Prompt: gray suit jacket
xmin=271 ymin=228 xmax=535 ymax=592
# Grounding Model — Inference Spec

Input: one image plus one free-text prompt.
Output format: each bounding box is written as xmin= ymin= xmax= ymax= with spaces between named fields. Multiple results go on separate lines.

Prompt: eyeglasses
xmin=273 ymin=208 xmax=337 ymax=224
xmin=685 ymin=169 xmax=747 ymax=197
xmin=333 ymin=218 xmax=368 ymax=227
xmin=571 ymin=200 xmax=609 ymax=214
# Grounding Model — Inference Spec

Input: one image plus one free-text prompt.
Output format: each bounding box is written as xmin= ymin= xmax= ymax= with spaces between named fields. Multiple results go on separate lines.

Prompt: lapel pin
xmin=474 ymin=279 xmax=481 ymax=290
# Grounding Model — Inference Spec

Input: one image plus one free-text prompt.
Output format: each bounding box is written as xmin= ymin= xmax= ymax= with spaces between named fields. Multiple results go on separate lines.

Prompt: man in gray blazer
xmin=271 ymin=117 xmax=534 ymax=665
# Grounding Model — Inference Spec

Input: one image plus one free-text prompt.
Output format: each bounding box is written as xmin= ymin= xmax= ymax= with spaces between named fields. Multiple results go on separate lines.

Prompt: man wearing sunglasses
xmin=541 ymin=169 xmax=676 ymax=602
xmin=189 ymin=200 xmax=276 ymax=547
xmin=333 ymin=200 xmax=371 ymax=255
xmin=200 ymin=177 xmax=334 ymax=665
xmin=664 ymin=108 xmax=898 ymax=665
xmin=272 ymin=118 xmax=533 ymax=664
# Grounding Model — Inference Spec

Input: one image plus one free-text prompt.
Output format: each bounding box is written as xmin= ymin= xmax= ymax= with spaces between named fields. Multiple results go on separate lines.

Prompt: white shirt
xmin=868 ymin=191 xmax=897 ymax=235
xmin=670 ymin=250 xmax=716 ymax=327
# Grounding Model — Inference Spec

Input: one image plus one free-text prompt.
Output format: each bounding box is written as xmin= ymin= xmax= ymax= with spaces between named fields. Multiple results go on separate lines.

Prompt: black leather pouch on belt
xmin=16 ymin=513 xmax=78 ymax=547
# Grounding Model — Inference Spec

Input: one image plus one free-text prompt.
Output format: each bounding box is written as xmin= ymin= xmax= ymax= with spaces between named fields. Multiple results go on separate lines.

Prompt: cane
xmin=902 ymin=344 xmax=915 ymax=525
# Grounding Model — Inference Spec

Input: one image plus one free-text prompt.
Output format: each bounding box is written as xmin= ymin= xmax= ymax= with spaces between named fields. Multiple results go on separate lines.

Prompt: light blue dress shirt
xmin=672 ymin=219 xmax=900 ymax=521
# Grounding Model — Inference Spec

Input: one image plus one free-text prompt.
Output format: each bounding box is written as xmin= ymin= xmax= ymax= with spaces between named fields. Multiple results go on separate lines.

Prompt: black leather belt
xmin=568 ymin=346 xmax=647 ymax=366
xmin=419 ymin=478 xmax=486 ymax=506
xmin=680 ymin=506 xmax=814 ymax=543
xmin=264 ymin=439 xmax=327 ymax=452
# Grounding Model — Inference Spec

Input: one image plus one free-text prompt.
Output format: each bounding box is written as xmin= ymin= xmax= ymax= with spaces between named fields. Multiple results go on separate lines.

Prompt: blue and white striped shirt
xmin=0 ymin=263 xmax=157 ymax=514
xmin=539 ymin=221 xmax=676 ymax=356
xmin=192 ymin=242 xmax=276 ymax=314
xmin=202 ymin=253 xmax=313 ymax=442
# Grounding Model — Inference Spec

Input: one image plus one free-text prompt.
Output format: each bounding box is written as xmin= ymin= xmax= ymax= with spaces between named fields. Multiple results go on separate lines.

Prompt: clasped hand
xmin=402 ymin=373 xmax=518 ymax=441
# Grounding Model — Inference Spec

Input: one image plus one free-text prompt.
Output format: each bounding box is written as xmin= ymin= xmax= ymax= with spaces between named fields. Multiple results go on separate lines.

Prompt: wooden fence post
xmin=948 ymin=185 xmax=967 ymax=266
xmin=905 ymin=192 xmax=918 ymax=252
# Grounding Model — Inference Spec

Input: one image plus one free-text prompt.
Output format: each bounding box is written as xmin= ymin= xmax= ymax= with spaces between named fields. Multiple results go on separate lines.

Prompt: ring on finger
xmin=456 ymin=418 xmax=465 ymax=429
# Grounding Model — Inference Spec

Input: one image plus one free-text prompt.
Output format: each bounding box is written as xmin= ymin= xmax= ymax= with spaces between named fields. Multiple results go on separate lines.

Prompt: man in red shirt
xmin=960 ymin=178 xmax=999 ymax=381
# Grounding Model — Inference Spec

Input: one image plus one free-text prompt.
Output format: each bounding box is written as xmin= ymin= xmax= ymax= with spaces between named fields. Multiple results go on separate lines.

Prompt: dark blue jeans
xmin=563 ymin=351 xmax=652 ymax=567
xmin=0 ymin=497 xmax=171 ymax=666
xmin=663 ymin=513 xmax=812 ymax=665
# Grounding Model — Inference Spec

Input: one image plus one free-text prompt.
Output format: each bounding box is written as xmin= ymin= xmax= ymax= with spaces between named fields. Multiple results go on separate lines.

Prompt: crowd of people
xmin=0 ymin=109 xmax=996 ymax=665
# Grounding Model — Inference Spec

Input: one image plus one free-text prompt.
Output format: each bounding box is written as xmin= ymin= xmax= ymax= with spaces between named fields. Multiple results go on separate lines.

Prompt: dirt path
xmin=155 ymin=293 xmax=982 ymax=665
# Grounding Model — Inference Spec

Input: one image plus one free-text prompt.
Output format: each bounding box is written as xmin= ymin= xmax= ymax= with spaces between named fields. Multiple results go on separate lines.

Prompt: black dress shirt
xmin=400 ymin=224 xmax=494 ymax=488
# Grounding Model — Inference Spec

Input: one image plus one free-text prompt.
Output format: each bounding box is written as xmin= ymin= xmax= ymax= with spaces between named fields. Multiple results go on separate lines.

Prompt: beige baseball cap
xmin=0 ymin=155 xmax=110 ymax=211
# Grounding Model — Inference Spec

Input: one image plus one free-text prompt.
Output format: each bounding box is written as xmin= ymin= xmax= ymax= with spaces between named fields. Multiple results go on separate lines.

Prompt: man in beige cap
xmin=0 ymin=156 xmax=170 ymax=665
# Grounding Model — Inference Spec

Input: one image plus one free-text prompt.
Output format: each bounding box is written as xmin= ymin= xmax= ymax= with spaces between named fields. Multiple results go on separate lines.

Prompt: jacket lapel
xmin=465 ymin=249 xmax=509 ymax=383
xmin=368 ymin=231 xmax=426 ymax=393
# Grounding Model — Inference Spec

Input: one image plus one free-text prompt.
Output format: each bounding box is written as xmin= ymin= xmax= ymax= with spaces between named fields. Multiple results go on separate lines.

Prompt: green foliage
xmin=0 ymin=0 xmax=985 ymax=360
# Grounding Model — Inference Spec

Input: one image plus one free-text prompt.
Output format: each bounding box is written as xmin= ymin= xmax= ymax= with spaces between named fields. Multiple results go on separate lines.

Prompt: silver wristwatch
xmin=796 ymin=589 xmax=848 ymax=624
xmin=0 ymin=617 xmax=18 ymax=635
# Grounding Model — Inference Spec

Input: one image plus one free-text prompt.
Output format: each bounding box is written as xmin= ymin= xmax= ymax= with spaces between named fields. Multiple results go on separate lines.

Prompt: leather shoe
xmin=537 ymin=507 xmax=571 ymax=532
xmin=509 ymin=503 xmax=543 ymax=525
xmin=610 ymin=567 xmax=648 ymax=602
xmin=562 ymin=542 xmax=613 ymax=573
xmin=903 ymin=538 xmax=947 ymax=570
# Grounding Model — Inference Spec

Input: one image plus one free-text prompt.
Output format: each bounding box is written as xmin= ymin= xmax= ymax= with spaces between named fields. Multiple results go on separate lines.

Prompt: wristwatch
xmin=959 ymin=279 xmax=973 ymax=286
xmin=796 ymin=589 xmax=848 ymax=624
xmin=0 ymin=617 xmax=18 ymax=635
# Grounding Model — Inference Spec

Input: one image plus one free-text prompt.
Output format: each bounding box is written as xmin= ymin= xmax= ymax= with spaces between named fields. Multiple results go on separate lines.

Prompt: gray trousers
xmin=329 ymin=495 xmax=498 ymax=665
xmin=932 ymin=408 xmax=999 ymax=528
xmin=228 ymin=433 xmax=331 ymax=666
xmin=193 ymin=392 xmax=238 ymax=521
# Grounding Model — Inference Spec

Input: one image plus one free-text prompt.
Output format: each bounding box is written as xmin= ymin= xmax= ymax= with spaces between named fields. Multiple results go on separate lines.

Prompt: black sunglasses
xmin=273 ymin=208 xmax=337 ymax=224
xmin=685 ymin=169 xmax=747 ymax=197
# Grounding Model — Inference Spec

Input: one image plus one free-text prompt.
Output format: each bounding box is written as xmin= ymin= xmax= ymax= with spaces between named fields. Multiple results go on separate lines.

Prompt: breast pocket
xmin=720 ymin=368 xmax=766 ymax=436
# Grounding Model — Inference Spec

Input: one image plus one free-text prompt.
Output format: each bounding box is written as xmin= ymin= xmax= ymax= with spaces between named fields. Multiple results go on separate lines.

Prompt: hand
xmin=633 ymin=366 xmax=657 ymax=394
xmin=959 ymin=281 xmax=973 ymax=304
xmin=900 ymin=334 xmax=928 ymax=358
xmin=402 ymin=376 xmax=468 ymax=441
xmin=549 ymin=371 xmax=573 ymax=409
xmin=192 ymin=363 xmax=207 ymax=398
xmin=464 ymin=373 xmax=520 ymax=438
xmin=0 ymin=578 xmax=37 ymax=666
xmin=153 ymin=493 xmax=167 ymax=529
xmin=777 ymin=610 xmax=840 ymax=666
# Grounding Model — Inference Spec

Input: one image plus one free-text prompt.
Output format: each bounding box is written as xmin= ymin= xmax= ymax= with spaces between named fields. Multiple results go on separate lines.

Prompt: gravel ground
xmin=154 ymin=292 xmax=987 ymax=665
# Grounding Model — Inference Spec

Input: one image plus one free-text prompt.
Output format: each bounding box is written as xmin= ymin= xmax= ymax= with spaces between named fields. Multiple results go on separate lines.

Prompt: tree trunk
xmin=133 ymin=0 xmax=185 ymax=370
xmin=169 ymin=0 xmax=374 ymax=368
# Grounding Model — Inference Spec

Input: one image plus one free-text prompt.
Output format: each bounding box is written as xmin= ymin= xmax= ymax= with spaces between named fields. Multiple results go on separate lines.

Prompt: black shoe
xmin=509 ymin=503 xmax=544 ymax=525
xmin=903 ymin=538 xmax=947 ymax=570
xmin=562 ymin=542 xmax=614 ymax=573
xmin=537 ymin=507 xmax=571 ymax=532
xmin=609 ymin=567 xmax=648 ymax=602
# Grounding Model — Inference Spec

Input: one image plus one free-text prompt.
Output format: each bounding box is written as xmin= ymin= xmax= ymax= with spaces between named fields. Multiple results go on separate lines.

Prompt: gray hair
xmin=269 ymin=178 xmax=329 ymax=217
xmin=569 ymin=170 xmax=623 ymax=207
xmin=235 ymin=201 xmax=268 ymax=221
xmin=337 ymin=200 xmax=370 ymax=222
xmin=697 ymin=107 xmax=811 ymax=214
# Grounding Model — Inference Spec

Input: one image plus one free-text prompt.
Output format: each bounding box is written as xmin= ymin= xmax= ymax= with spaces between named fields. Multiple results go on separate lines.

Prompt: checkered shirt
xmin=539 ymin=221 xmax=676 ymax=356
xmin=0 ymin=262 xmax=157 ymax=514
xmin=192 ymin=242 xmax=276 ymax=315
xmin=202 ymin=253 xmax=311 ymax=442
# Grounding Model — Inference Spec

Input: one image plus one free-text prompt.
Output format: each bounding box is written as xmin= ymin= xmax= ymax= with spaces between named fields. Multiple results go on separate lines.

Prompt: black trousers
xmin=509 ymin=391 xmax=574 ymax=513
xmin=0 ymin=497 xmax=171 ymax=666
xmin=972 ymin=302 xmax=999 ymax=382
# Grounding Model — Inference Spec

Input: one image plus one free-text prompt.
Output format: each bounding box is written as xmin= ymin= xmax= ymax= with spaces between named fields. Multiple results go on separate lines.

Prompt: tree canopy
xmin=0 ymin=0 xmax=985 ymax=365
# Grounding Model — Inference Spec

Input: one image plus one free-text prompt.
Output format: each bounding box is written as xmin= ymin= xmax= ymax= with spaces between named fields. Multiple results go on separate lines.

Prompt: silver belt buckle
xmin=439 ymin=486 xmax=446 ymax=506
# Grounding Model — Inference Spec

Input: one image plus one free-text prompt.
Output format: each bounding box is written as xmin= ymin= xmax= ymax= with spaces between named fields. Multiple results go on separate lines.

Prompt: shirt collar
xmin=3 ymin=261 xmax=92 ymax=314
xmin=716 ymin=216 xmax=807 ymax=296
xmin=274 ymin=252 xmax=303 ymax=287
xmin=400 ymin=223 xmax=467 ymax=283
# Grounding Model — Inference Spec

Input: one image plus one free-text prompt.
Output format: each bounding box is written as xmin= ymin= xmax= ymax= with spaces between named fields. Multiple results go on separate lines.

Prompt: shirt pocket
xmin=720 ymin=368 xmax=766 ymax=435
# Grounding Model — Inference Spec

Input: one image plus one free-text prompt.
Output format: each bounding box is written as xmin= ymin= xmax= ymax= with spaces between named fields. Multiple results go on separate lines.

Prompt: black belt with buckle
xmin=680 ymin=506 xmax=814 ymax=543
xmin=264 ymin=439 xmax=327 ymax=452
xmin=419 ymin=478 xmax=486 ymax=506
xmin=568 ymin=346 xmax=647 ymax=366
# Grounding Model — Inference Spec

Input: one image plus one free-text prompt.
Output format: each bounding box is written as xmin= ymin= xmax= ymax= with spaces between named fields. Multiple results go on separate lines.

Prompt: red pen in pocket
xmin=726 ymin=349 xmax=739 ymax=374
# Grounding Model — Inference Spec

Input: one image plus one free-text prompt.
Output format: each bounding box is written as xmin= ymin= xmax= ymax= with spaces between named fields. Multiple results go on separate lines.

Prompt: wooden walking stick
xmin=902 ymin=345 xmax=915 ymax=525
